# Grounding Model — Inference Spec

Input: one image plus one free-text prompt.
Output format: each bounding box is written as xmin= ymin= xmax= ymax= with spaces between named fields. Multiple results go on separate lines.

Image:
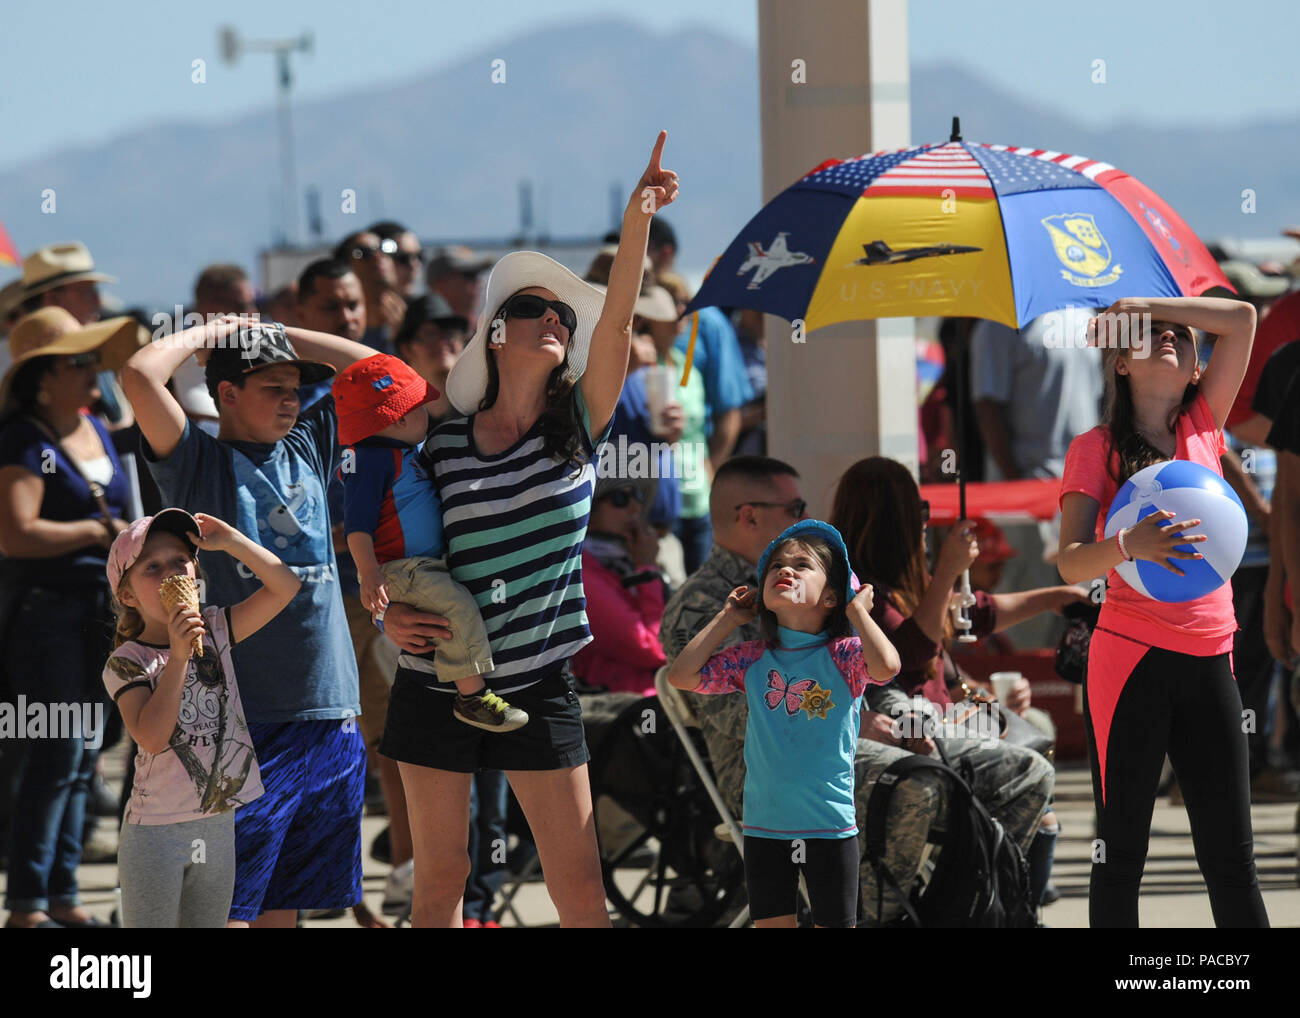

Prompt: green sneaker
xmin=453 ymin=690 xmax=529 ymax=733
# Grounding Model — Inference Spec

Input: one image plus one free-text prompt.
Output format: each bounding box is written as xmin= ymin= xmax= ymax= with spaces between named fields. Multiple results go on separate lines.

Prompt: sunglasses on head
xmin=66 ymin=351 xmax=101 ymax=369
xmin=602 ymin=487 xmax=646 ymax=508
xmin=499 ymin=294 xmax=578 ymax=336
xmin=350 ymin=238 xmax=399 ymax=261
xmin=920 ymin=500 xmax=930 ymax=524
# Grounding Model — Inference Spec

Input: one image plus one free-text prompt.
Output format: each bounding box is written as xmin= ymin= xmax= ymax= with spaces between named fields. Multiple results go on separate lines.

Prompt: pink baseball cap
xmin=106 ymin=509 xmax=201 ymax=596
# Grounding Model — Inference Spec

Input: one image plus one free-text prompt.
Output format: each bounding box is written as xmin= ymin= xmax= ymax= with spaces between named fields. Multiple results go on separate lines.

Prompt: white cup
xmin=645 ymin=365 xmax=679 ymax=437
xmin=990 ymin=671 xmax=1022 ymax=703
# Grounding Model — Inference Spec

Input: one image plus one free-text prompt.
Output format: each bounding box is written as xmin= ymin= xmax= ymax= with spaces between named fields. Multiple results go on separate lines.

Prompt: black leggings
xmin=1082 ymin=635 xmax=1269 ymax=928
xmin=743 ymin=835 xmax=858 ymax=927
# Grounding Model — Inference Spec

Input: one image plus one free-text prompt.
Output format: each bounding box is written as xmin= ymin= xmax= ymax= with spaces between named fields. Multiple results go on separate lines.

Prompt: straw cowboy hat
xmin=20 ymin=242 xmax=117 ymax=302
xmin=0 ymin=306 xmax=148 ymax=407
xmin=445 ymin=251 xmax=608 ymax=415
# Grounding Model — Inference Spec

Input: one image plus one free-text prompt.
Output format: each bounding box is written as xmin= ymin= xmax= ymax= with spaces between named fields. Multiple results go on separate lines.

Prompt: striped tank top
xmin=397 ymin=390 xmax=607 ymax=694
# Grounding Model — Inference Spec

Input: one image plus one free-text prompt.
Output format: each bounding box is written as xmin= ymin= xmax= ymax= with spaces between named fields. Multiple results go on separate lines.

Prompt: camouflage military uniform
xmin=865 ymin=683 xmax=1054 ymax=856
xmin=660 ymin=545 xmax=947 ymax=924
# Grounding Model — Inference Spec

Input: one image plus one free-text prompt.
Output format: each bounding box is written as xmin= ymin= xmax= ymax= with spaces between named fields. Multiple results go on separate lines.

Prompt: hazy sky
xmin=1 ymin=0 xmax=1295 ymax=172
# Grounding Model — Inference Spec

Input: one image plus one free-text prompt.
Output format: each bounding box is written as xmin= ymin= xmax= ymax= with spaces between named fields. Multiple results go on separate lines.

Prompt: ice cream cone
xmin=159 ymin=574 xmax=203 ymax=658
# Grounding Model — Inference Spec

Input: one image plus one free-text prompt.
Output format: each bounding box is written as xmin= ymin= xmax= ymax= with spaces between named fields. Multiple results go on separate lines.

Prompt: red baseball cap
xmin=333 ymin=354 xmax=440 ymax=446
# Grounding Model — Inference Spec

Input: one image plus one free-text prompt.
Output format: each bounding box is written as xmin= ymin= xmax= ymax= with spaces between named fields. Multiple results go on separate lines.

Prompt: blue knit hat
xmin=756 ymin=519 xmax=856 ymax=606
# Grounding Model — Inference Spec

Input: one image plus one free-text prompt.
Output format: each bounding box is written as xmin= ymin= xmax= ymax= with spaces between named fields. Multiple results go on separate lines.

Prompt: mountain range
xmin=2 ymin=17 xmax=1295 ymax=307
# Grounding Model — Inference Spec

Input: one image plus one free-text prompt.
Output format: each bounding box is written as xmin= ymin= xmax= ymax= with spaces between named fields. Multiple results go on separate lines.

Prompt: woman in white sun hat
xmin=377 ymin=131 xmax=678 ymax=927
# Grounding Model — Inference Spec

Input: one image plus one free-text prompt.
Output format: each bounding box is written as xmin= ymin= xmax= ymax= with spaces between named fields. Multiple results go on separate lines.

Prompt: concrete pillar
xmin=757 ymin=0 xmax=916 ymax=515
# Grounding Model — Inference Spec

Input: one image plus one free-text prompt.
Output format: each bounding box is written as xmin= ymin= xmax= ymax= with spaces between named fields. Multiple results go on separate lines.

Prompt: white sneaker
xmin=381 ymin=858 xmax=414 ymax=916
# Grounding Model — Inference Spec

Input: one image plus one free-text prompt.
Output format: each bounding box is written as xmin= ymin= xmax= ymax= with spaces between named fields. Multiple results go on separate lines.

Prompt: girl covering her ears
xmin=669 ymin=520 xmax=900 ymax=928
xmin=102 ymin=509 xmax=300 ymax=928
xmin=1057 ymin=296 xmax=1269 ymax=928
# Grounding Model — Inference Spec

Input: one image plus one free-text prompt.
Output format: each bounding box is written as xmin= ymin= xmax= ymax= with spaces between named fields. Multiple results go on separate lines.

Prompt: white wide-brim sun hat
xmin=445 ymin=251 xmax=608 ymax=415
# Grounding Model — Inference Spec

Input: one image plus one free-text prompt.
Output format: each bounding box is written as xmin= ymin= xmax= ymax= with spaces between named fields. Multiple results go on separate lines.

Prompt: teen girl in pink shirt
xmin=1058 ymin=296 xmax=1268 ymax=928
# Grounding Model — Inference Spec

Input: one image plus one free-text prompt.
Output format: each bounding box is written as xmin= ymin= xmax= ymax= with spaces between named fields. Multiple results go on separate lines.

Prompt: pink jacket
xmin=571 ymin=552 xmax=666 ymax=696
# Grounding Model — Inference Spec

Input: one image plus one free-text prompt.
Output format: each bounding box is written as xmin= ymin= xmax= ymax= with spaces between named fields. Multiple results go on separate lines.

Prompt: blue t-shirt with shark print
xmin=142 ymin=396 xmax=360 ymax=723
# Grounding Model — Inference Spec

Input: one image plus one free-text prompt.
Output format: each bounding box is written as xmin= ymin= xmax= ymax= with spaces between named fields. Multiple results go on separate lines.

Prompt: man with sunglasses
xmin=333 ymin=231 xmax=405 ymax=354
xmin=369 ymin=221 xmax=425 ymax=298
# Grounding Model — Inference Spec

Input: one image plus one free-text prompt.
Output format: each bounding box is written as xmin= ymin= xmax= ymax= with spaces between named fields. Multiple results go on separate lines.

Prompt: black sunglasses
xmin=734 ymin=499 xmax=807 ymax=520
xmin=393 ymin=250 xmax=425 ymax=268
xmin=499 ymin=294 xmax=578 ymax=336
xmin=602 ymin=487 xmax=646 ymax=508
xmin=920 ymin=500 xmax=930 ymax=524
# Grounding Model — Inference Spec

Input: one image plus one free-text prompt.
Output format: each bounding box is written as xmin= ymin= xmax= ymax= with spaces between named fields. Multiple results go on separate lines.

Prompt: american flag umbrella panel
xmin=685 ymin=136 xmax=1231 ymax=329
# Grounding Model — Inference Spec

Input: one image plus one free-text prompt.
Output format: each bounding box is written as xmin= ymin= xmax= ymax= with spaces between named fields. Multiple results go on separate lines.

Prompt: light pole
xmin=219 ymin=26 xmax=313 ymax=247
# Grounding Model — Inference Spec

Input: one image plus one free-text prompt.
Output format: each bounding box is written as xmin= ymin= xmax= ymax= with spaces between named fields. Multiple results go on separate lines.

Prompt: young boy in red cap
xmin=333 ymin=353 xmax=526 ymax=731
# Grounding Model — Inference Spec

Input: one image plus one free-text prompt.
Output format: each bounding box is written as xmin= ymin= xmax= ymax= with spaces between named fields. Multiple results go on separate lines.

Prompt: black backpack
xmin=861 ymin=751 xmax=1037 ymax=928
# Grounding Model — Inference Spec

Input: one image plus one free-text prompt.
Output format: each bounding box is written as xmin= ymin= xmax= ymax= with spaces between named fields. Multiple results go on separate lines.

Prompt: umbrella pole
xmin=953 ymin=318 xmax=977 ymax=643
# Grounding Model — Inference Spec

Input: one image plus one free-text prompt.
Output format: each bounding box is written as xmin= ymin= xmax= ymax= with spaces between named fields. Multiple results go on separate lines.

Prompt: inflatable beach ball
xmin=1103 ymin=460 xmax=1247 ymax=602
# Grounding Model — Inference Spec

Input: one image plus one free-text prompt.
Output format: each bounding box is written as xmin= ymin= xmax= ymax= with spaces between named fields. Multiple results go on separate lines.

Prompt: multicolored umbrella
xmin=681 ymin=121 xmax=1233 ymax=641
xmin=685 ymin=124 xmax=1230 ymax=330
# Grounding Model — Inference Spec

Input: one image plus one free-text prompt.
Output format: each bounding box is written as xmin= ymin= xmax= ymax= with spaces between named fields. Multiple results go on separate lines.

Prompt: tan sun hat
xmin=633 ymin=285 xmax=679 ymax=323
xmin=1 ymin=306 xmax=149 ymax=407
xmin=445 ymin=251 xmax=607 ymax=415
xmin=21 ymin=242 xmax=117 ymax=302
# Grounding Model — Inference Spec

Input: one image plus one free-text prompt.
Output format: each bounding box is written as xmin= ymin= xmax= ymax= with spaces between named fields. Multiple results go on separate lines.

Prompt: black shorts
xmin=744 ymin=834 xmax=859 ymax=928
xmin=379 ymin=665 xmax=590 ymax=773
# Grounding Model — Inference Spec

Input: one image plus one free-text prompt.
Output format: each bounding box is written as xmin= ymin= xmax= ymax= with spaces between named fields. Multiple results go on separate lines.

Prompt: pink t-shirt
xmin=103 ymin=606 xmax=264 ymax=825
xmin=1059 ymin=391 xmax=1236 ymax=655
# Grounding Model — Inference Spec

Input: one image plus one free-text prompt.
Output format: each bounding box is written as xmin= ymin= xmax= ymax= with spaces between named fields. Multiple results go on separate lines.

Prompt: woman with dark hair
xmin=377 ymin=132 xmax=678 ymax=927
xmin=0 ymin=308 xmax=142 ymax=928
xmin=830 ymin=455 xmax=1084 ymax=905
xmin=831 ymin=457 xmax=1084 ymax=706
xmin=1058 ymin=296 xmax=1267 ymax=927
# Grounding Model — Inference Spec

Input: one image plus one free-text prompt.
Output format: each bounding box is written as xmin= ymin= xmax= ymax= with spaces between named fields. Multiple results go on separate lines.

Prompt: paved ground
xmin=9 ymin=746 xmax=1298 ymax=928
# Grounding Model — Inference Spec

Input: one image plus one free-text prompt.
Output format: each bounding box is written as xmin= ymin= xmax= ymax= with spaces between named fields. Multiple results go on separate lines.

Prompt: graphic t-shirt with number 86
xmin=102 ymin=605 xmax=264 ymax=825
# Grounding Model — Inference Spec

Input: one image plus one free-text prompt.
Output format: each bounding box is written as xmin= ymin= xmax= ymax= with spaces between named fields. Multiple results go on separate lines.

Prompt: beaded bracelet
xmin=1116 ymin=528 xmax=1133 ymax=562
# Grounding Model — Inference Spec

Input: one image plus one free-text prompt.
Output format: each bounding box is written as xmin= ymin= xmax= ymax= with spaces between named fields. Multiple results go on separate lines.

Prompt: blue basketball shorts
xmin=229 ymin=719 xmax=365 ymax=921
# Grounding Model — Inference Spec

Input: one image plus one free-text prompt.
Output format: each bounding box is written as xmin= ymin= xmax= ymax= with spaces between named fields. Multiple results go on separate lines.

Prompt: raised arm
xmin=189 ymin=513 xmax=302 ymax=643
xmin=667 ymin=586 xmax=753 ymax=691
xmin=281 ymin=326 xmax=376 ymax=375
xmin=846 ymin=585 xmax=901 ymax=681
xmin=582 ymin=130 xmax=679 ymax=436
xmin=1103 ymin=296 xmax=1256 ymax=430
xmin=120 ymin=322 xmax=213 ymax=460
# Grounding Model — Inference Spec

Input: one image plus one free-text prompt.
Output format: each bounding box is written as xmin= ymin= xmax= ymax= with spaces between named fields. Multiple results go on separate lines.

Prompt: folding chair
xmin=653 ymin=667 xmax=750 ymax=928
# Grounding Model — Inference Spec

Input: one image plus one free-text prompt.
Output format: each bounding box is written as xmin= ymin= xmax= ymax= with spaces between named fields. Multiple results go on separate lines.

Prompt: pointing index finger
xmin=647 ymin=130 xmax=667 ymax=172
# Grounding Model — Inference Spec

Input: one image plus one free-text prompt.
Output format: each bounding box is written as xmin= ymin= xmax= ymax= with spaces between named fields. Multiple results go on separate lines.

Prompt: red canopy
xmin=920 ymin=479 xmax=1061 ymax=525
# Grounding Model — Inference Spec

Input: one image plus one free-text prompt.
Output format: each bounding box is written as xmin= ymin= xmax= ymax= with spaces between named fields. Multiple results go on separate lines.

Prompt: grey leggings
xmin=118 ymin=812 xmax=236 ymax=928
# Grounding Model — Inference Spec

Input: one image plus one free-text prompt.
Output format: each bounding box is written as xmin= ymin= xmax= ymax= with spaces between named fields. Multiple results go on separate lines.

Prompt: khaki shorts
xmin=380 ymin=556 xmax=494 ymax=683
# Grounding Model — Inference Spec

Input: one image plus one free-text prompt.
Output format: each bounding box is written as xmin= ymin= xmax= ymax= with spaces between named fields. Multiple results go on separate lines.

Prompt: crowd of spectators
xmin=1 ymin=214 xmax=1297 ymax=929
